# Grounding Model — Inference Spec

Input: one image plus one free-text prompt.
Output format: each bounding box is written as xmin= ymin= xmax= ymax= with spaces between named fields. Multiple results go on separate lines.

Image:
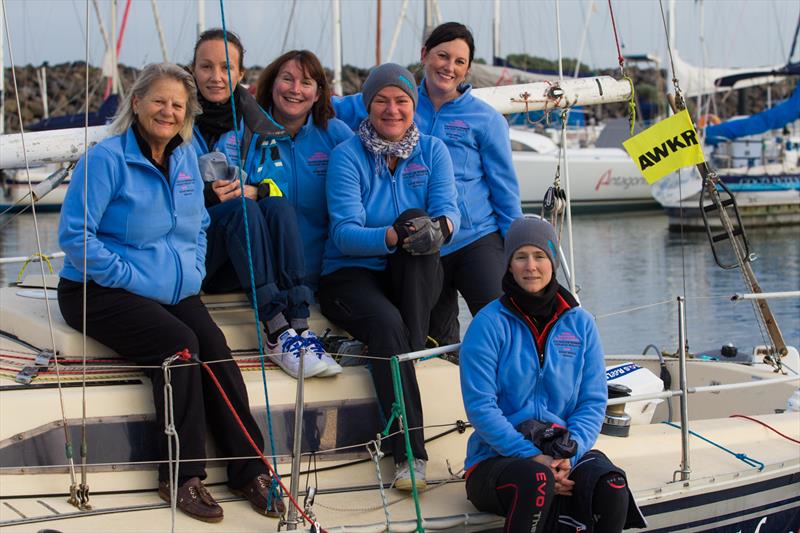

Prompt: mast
xmin=332 ymin=0 xmax=343 ymax=95
xmin=376 ymin=0 xmax=381 ymax=65
xmin=0 ymin=6 xmax=4 ymax=135
xmin=493 ymin=0 xmax=500 ymax=64
xmin=150 ymin=0 xmax=170 ymax=63
xmin=423 ymin=0 xmax=434 ymax=40
xmin=386 ymin=0 xmax=409 ymax=63
xmin=111 ymin=0 xmax=118 ymax=95
xmin=197 ymin=0 xmax=205 ymax=38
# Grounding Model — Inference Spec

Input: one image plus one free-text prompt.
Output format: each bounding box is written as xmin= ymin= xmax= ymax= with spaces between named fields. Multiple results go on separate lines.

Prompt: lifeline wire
xmin=0 ymin=0 xmax=79 ymax=497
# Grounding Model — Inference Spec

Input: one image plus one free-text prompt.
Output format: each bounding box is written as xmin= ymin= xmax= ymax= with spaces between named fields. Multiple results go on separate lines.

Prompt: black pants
xmin=58 ymin=279 xmax=268 ymax=487
xmin=317 ymin=248 xmax=442 ymax=462
xmin=429 ymin=232 xmax=505 ymax=345
xmin=466 ymin=451 xmax=640 ymax=533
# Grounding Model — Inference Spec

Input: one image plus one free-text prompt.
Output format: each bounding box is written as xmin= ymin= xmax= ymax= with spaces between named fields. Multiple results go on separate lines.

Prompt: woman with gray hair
xmin=57 ymin=63 xmax=279 ymax=523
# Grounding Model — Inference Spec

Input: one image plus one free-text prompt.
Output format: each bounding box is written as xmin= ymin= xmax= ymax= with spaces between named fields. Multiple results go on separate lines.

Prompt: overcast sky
xmin=2 ymin=0 xmax=798 ymax=73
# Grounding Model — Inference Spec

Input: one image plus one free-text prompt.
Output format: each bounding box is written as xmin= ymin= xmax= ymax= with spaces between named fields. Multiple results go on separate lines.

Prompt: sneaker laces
xmin=303 ymin=333 xmax=327 ymax=358
xmin=281 ymin=335 xmax=306 ymax=358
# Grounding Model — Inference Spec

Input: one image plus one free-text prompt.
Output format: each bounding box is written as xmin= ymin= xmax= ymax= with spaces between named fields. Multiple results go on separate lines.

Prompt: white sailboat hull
xmin=1 ymin=280 xmax=798 ymax=532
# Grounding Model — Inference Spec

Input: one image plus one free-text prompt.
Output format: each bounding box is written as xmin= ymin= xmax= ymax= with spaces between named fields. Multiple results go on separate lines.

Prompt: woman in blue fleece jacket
xmin=334 ymin=22 xmax=522 ymax=346
xmin=253 ymin=50 xmax=353 ymax=292
xmin=319 ymin=63 xmax=459 ymax=492
xmin=57 ymin=63 xmax=283 ymax=522
xmin=459 ymin=217 xmax=644 ymax=533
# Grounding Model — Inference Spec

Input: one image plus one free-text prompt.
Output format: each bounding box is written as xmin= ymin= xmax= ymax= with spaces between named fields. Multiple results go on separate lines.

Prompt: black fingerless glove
xmin=517 ymin=419 xmax=578 ymax=459
xmin=401 ymin=216 xmax=446 ymax=255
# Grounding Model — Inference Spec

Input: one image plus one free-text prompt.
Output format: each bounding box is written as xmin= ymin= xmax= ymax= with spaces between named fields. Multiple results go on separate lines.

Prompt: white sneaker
xmin=266 ymin=328 xmax=327 ymax=379
xmin=393 ymin=458 xmax=427 ymax=491
xmin=301 ymin=330 xmax=342 ymax=377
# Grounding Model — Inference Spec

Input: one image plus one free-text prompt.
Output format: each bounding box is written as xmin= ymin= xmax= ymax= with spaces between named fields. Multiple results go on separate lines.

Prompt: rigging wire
xmin=217 ymin=0 xmax=283 ymax=506
xmin=0 ymin=0 xmax=81 ymax=500
xmin=78 ymin=0 xmax=92 ymax=509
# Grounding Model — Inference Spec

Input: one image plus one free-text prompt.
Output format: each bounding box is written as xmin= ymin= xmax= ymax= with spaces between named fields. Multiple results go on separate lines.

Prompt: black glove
xmin=517 ymin=419 xmax=578 ymax=459
xmin=402 ymin=216 xmax=446 ymax=255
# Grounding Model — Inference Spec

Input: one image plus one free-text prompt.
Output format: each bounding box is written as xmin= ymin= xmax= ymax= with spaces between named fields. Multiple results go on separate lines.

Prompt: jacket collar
xmin=122 ymin=126 xmax=184 ymax=171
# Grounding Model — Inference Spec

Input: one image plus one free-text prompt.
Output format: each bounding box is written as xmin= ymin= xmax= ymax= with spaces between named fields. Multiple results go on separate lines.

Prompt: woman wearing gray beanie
xmin=333 ymin=22 xmax=523 ymax=348
xmin=318 ymin=63 xmax=460 ymax=491
xmin=458 ymin=217 xmax=645 ymax=533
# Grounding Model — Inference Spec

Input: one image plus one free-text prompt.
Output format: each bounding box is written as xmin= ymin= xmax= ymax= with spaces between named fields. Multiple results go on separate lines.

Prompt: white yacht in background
xmin=510 ymin=126 xmax=657 ymax=211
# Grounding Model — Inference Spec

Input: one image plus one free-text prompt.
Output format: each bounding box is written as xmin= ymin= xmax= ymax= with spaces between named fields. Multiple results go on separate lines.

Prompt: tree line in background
xmin=2 ymin=56 xmax=796 ymax=134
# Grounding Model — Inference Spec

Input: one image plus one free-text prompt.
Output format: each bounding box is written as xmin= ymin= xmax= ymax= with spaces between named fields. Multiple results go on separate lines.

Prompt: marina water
xmin=1 ymin=210 xmax=798 ymax=356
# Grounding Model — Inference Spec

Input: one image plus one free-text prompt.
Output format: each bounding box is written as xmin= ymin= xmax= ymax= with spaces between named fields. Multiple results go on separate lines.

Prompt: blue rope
xmin=662 ymin=421 xmax=765 ymax=471
xmin=218 ymin=0 xmax=282 ymax=496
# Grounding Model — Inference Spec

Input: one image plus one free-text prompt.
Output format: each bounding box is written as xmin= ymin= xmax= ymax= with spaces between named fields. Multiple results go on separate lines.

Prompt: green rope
xmin=624 ymin=75 xmax=636 ymax=136
xmin=662 ymin=421 xmax=764 ymax=471
xmin=389 ymin=356 xmax=425 ymax=532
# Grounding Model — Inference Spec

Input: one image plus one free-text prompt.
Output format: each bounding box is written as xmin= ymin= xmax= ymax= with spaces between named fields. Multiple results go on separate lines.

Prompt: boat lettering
xmin=606 ymin=363 xmax=640 ymax=380
xmin=638 ymin=129 xmax=699 ymax=170
xmin=595 ymin=169 xmax=647 ymax=190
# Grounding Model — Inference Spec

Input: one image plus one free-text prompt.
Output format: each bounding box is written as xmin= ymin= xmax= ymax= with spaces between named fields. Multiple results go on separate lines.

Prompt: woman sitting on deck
xmin=334 ymin=22 xmax=522 ymax=348
xmin=459 ymin=217 xmax=645 ymax=533
xmin=251 ymin=49 xmax=353 ymax=350
xmin=191 ymin=29 xmax=336 ymax=379
xmin=318 ymin=63 xmax=460 ymax=491
xmin=57 ymin=63 xmax=284 ymax=523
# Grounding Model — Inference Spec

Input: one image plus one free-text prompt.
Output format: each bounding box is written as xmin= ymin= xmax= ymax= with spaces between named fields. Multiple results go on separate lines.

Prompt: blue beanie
xmin=361 ymin=63 xmax=418 ymax=111
xmin=504 ymin=217 xmax=559 ymax=271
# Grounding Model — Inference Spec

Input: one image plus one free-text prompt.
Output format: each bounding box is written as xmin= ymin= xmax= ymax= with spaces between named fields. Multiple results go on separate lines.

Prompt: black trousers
xmin=317 ymin=250 xmax=442 ymax=462
xmin=57 ymin=279 xmax=268 ymax=487
xmin=466 ymin=451 xmax=641 ymax=533
xmin=428 ymin=232 xmax=505 ymax=346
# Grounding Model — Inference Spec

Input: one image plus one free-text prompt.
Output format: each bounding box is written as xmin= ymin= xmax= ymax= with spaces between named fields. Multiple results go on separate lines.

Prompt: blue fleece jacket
xmin=333 ymin=83 xmax=522 ymax=255
xmin=459 ymin=299 xmax=607 ymax=471
xmin=321 ymin=133 xmax=460 ymax=275
xmin=59 ymin=127 xmax=209 ymax=305
xmin=244 ymin=115 xmax=353 ymax=289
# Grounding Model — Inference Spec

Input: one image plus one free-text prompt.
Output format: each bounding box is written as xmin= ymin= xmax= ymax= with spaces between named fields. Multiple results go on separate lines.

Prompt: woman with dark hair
xmin=253 ymin=50 xmax=353 ymax=298
xmin=58 ymin=63 xmax=282 ymax=523
xmin=190 ymin=30 xmax=336 ymax=379
xmin=335 ymin=22 xmax=523 ymax=347
xmin=460 ymin=217 xmax=645 ymax=533
xmin=320 ymin=64 xmax=459 ymax=491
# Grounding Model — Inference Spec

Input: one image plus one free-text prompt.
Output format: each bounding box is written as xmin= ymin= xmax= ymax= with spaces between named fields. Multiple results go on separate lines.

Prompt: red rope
xmin=729 ymin=414 xmax=800 ymax=444
xmin=607 ymin=0 xmax=625 ymax=72
xmin=199 ymin=361 xmax=326 ymax=532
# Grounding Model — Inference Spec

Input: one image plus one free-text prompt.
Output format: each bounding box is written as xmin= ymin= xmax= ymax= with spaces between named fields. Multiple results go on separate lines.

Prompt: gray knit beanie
xmin=504 ymin=217 xmax=559 ymax=271
xmin=362 ymin=63 xmax=418 ymax=111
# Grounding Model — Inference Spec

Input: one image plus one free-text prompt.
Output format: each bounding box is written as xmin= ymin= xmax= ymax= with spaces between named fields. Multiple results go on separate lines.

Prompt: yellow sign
xmin=623 ymin=109 xmax=706 ymax=184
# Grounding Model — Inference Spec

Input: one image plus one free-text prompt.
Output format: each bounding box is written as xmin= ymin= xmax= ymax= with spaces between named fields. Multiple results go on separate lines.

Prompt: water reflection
xmin=2 ymin=211 xmax=798 ymax=355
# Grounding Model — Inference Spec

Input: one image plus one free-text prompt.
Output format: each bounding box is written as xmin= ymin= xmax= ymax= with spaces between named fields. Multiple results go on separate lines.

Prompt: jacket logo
xmin=444 ymin=119 xmax=469 ymax=140
xmin=403 ymin=162 xmax=428 ymax=188
xmin=553 ymin=331 xmax=580 ymax=357
xmin=176 ymin=172 xmax=195 ymax=196
xmin=308 ymin=151 xmax=330 ymax=176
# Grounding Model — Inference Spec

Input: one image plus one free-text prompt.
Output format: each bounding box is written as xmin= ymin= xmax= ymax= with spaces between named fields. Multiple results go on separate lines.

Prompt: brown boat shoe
xmin=158 ymin=477 xmax=224 ymax=523
xmin=231 ymin=473 xmax=286 ymax=518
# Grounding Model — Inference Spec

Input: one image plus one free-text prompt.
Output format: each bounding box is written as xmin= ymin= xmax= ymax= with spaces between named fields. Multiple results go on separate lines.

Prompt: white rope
xmin=162 ymin=356 xmax=182 ymax=533
xmin=554 ymin=0 xmax=577 ymax=294
xmin=0 ymin=0 xmax=79 ymax=498
xmin=367 ymin=437 xmax=391 ymax=530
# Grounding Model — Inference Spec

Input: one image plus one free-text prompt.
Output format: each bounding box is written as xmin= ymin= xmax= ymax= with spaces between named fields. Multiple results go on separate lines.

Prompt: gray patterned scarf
xmin=357 ymin=118 xmax=420 ymax=160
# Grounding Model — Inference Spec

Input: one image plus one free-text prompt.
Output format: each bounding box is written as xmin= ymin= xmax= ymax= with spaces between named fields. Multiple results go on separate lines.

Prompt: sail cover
xmin=704 ymin=83 xmax=800 ymax=145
